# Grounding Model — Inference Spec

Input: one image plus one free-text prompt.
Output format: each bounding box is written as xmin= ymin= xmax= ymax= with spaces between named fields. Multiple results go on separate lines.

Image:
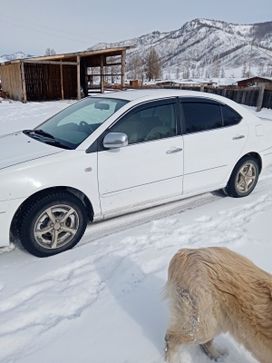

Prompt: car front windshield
xmin=34 ymin=97 xmax=128 ymax=149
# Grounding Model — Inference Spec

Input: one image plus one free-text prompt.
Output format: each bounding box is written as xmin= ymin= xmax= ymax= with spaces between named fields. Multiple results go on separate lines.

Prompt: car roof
xmin=91 ymin=89 xmax=228 ymax=104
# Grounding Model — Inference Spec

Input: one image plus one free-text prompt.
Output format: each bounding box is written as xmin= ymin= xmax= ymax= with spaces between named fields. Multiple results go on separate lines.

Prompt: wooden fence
xmin=144 ymin=84 xmax=272 ymax=110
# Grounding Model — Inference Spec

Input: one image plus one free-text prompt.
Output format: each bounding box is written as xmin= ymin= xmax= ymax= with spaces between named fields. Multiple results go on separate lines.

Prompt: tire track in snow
xmin=0 ymin=257 xmax=105 ymax=362
xmin=1 ymin=169 xmax=272 ymax=362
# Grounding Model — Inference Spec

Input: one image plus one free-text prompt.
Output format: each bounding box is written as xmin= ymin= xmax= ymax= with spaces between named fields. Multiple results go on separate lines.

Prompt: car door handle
xmin=232 ymin=135 xmax=245 ymax=140
xmin=166 ymin=147 xmax=183 ymax=154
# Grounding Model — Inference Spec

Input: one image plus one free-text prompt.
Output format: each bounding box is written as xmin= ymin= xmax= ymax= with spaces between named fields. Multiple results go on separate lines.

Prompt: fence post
xmin=20 ymin=61 xmax=27 ymax=103
xmin=256 ymin=85 xmax=265 ymax=112
xmin=77 ymin=56 xmax=81 ymax=100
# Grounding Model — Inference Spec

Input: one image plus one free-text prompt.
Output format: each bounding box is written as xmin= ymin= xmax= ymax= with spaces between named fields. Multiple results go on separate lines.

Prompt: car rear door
xmin=180 ymin=98 xmax=248 ymax=194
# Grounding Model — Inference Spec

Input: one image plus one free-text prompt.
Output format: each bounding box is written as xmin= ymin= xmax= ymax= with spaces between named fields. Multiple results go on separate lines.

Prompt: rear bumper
xmin=0 ymin=198 xmax=24 ymax=247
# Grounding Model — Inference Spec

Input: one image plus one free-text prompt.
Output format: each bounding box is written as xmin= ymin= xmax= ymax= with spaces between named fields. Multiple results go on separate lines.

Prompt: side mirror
xmin=103 ymin=132 xmax=128 ymax=149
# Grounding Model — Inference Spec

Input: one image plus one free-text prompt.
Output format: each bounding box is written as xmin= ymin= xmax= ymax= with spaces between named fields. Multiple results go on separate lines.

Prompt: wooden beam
xmin=100 ymin=55 xmax=104 ymax=93
xmin=77 ymin=56 xmax=81 ymax=100
xmin=105 ymin=62 xmax=122 ymax=67
xmin=20 ymin=62 xmax=27 ymax=103
xmin=23 ymin=60 xmax=77 ymax=66
xmin=60 ymin=62 xmax=64 ymax=100
xmin=121 ymin=50 xmax=126 ymax=89
xmin=256 ymin=84 xmax=265 ymax=112
xmin=88 ymin=73 xmax=123 ymax=77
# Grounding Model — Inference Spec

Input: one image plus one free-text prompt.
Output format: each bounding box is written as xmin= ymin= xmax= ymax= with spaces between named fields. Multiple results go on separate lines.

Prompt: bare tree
xmin=242 ymin=63 xmax=252 ymax=78
xmin=45 ymin=48 xmax=56 ymax=56
xmin=145 ymin=48 xmax=161 ymax=81
xmin=205 ymin=69 xmax=211 ymax=79
xmin=242 ymin=63 xmax=247 ymax=78
xmin=128 ymin=54 xmax=144 ymax=81
xmin=182 ymin=61 xmax=190 ymax=79
xmin=220 ymin=67 xmax=225 ymax=78
xmin=175 ymin=67 xmax=180 ymax=80
xmin=211 ymin=60 xmax=221 ymax=78
xmin=257 ymin=64 xmax=265 ymax=76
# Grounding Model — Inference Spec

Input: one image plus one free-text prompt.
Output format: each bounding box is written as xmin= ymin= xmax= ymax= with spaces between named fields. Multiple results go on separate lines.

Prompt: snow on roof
xmin=238 ymin=76 xmax=272 ymax=82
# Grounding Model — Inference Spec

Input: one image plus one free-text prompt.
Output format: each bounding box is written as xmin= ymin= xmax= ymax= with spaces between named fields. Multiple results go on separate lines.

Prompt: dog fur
xmin=164 ymin=247 xmax=272 ymax=363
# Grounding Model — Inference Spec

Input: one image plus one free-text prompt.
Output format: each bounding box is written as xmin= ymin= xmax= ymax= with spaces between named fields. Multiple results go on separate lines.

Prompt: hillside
xmin=0 ymin=51 xmax=32 ymax=63
xmin=90 ymin=18 xmax=272 ymax=79
xmin=2 ymin=19 xmax=272 ymax=80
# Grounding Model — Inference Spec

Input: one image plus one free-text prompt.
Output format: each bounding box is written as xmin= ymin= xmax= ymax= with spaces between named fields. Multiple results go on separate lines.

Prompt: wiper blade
xmin=41 ymin=139 xmax=72 ymax=150
xmin=23 ymin=129 xmax=72 ymax=150
xmin=24 ymin=129 xmax=55 ymax=139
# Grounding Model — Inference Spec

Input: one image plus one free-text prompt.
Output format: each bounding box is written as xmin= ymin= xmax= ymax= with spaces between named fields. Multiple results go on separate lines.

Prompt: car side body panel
xmin=0 ymin=90 xmax=272 ymax=249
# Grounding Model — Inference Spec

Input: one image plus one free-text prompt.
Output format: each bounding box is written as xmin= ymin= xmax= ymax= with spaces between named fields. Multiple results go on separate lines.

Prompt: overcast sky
xmin=1 ymin=0 xmax=272 ymax=55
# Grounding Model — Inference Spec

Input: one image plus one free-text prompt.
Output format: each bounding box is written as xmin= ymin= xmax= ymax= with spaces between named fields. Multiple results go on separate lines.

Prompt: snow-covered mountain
xmin=2 ymin=19 xmax=272 ymax=80
xmin=0 ymin=51 xmax=32 ymax=63
xmin=89 ymin=18 xmax=272 ymax=79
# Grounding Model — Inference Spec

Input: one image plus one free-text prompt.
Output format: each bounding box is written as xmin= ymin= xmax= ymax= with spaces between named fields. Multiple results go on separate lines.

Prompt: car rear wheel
xmin=19 ymin=192 xmax=88 ymax=257
xmin=225 ymin=157 xmax=259 ymax=198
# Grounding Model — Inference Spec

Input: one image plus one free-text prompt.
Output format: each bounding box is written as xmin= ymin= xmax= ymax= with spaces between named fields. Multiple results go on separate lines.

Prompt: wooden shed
xmin=0 ymin=47 xmax=127 ymax=102
xmin=237 ymin=76 xmax=272 ymax=90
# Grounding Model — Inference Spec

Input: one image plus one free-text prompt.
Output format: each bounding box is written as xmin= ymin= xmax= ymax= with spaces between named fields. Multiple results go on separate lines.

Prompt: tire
xmin=225 ymin=157 xmax=260 ymax=198
xmin=18 ymin=192 xmax=88 ymax=257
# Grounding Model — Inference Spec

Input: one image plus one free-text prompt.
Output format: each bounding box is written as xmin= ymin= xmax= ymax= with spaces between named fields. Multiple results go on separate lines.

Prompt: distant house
xmin=155 ymin=80 xmax=215 ymax=88
xmin=237 ymin=76 xmax=272 ymax=90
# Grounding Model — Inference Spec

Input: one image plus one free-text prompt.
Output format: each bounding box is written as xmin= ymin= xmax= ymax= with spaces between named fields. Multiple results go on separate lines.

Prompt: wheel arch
xmin=224 ymin=152 xmax=262 ymax=198
xmin=10 ymin=186 xmax=94 ymax=238
xmin=227 ymin=152 xmax=262 ymax=186
xmin=237 ymin=152 xmax=262 ymax=173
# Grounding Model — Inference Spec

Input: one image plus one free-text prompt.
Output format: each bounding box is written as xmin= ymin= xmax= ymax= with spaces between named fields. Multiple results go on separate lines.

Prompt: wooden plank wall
xmin=63 ymin=65 xmax=77 ymax=99
xmin=25 ymin=63 xmax=60 ymax=101
xmin=24 ymin=63 xmax=77 ymax=100
xmin=0 ymin=63 xmax=23 ymax=101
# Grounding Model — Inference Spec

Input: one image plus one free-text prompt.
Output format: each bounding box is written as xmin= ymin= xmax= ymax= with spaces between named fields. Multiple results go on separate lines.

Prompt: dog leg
xmin=200 ymin=340 xmax=227 ymax=361
xmin=164 ymin=332 xmax=179 ymax=363
xmin=164 ymin=331 xmax=194 ymax=362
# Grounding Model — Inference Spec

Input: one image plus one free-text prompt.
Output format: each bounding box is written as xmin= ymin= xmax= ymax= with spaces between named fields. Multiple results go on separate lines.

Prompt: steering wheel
xmin=79 ymin=121 xmax=95 ymax=132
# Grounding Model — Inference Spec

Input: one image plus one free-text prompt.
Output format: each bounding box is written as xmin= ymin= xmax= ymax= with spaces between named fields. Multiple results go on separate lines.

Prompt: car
xmin=1 ymin=89 xmax=272 ymax=257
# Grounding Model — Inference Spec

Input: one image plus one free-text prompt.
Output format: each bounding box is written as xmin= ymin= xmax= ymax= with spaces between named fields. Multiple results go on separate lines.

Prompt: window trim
xmin=91 ymin=97 xmax=181 ymax=152
xmin=179 ymin=97 xmax=242 ymax=135
xmin=220 ymin=104 xmax=242 ymax=127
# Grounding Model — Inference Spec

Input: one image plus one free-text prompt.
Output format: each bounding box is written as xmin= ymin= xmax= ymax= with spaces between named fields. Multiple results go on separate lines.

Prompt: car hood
xmin=0 ymin=131 xmax=63 ymax=170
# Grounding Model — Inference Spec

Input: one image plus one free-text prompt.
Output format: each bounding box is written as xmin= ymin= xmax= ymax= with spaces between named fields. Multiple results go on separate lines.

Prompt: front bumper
xmin=0 ymin=198 xmax=24 ymax=247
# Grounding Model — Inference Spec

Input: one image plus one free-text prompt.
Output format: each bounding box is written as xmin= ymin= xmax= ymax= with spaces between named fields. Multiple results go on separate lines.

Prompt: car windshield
xmin=29 ymin=97 xmax=128 ymax=149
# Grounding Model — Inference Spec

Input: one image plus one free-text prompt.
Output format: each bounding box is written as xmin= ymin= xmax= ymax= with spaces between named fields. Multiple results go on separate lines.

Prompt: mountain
xmin=89 ymin=18 xmax=272 ymax=79
xmin=0 ymin=51 xmax=33 ymax=63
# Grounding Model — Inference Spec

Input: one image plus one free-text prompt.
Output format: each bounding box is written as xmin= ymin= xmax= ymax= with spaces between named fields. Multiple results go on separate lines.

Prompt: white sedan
xmin=1 ymin=89 xmax=272 ymax=257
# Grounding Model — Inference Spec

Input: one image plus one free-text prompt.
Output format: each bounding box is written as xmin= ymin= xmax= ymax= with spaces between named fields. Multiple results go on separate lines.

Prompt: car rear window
xmin=182 ymin=102 xmax=223 ymax=133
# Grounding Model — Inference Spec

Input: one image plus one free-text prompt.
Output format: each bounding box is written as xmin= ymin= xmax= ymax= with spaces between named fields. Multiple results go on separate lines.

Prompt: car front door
xmin=97 ymin=99 xmax=184 ymax=215
xmin=181 ymin=98 xmax=248 ymax=195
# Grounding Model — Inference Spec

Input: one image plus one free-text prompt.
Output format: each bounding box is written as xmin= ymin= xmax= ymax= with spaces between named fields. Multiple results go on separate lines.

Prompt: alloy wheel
xmin=33 ymin=204 xmax=80 ymax=250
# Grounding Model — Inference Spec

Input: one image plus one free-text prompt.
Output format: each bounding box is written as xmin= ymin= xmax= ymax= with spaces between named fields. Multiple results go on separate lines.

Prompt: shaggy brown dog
xmin=164 ymin=247 xmax=272 ymax=363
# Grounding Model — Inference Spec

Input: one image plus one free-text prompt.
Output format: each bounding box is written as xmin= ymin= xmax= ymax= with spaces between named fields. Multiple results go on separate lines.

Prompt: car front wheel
xmin=225 ymin=157 xmax=260 ymax=198
xmin=19 ymin=192 xmax=88 ymax=257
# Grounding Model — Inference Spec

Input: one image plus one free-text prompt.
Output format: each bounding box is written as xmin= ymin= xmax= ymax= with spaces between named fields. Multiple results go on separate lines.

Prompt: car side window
xmin=182 ymin=102 xmax=223 ymax=134
xmin=110 ymin=102 xmax=177 ymax=144
xmin=222 ymin=105 xmax=242 ymax=126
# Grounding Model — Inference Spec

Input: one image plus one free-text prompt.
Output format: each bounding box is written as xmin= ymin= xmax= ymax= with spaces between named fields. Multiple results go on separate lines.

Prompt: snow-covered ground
xmin=0 ymin=100 xmax=272 ymax=363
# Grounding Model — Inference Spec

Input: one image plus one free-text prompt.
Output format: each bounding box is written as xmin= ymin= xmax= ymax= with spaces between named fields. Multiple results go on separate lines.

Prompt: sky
xmin=1 ymin=0 xmax=272 ymax=56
